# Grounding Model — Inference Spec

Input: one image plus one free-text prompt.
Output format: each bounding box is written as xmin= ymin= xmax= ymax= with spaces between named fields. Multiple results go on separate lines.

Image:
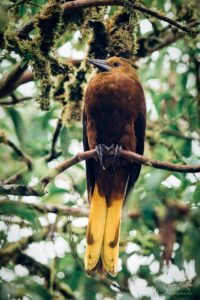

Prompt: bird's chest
xmin=89 ymin=95 xmax=133 ymax=145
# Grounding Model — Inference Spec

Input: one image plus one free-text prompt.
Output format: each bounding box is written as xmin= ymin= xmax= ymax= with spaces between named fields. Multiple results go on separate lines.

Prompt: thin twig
xmin=123 ymin=0 xmax=198 ymax=34
xmin=66 ymin=219 xmax=84 ymax=267
xmin=188 ymin=20 xmax=200 ymax=28
xmin=46 ymin=118 xmax=63 ymax=162
xmin=0 ymin=96 xmax=33 ymax=106
xmin=137 ymin=27 xmax=185 ymax=58
xmin=1 ymin=137 xmax=32 ymax=169
xmin=2 ymin=166 xmax=27 ymax=185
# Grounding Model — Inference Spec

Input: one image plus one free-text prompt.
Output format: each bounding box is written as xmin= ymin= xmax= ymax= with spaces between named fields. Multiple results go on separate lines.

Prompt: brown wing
xmin=82 ymin=110 xmax=95 ymax=202
xmin=126 ymin=112 xmax=146 ymax=196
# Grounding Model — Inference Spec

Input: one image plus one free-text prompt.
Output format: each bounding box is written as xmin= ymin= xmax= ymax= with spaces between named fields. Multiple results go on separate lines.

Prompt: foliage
xmin=0 ymin=0 xmax=200 ymax=299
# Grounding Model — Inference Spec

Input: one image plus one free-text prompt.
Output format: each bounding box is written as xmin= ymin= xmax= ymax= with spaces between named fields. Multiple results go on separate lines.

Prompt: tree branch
xmin=22 ymin=201 xmax=88 ymax=217
xmin=0 ymin=59 xmax=80 ymax=100
xmin=119 ymin=148 xmax=200 ymax=172
xmin=0 ymin=184 xmax=43 ymax=196
xmin=0 ymin=199 xmax=89 ymax=217
xmin=123 ymin=0 xmax=199 ymax=34
xmin=137 ymin=27 xmax=185 ymax=58
xmin=2 ymin=166 xmax=27 ymax=185
xmin=0 ymin=148 xmax=200 ymax=196
xmin=40 ymin=148 xmax=200 ymax=191
xmin=1 ymin=137 xmax=33 ymax=169
xmin=0 ymin=62 xmax=28 ymax=99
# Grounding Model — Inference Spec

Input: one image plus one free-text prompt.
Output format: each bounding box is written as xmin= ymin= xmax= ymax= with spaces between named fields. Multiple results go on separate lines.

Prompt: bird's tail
xmin=84 ymin=183 xmax=123 ymax=277
xmin=101 ymin=197 xmax=123 ymax=276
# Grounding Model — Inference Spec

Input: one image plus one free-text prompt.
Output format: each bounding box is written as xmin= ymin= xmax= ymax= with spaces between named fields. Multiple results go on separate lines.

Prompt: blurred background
xmin=0 ymin=0 xmax=200 ymax=299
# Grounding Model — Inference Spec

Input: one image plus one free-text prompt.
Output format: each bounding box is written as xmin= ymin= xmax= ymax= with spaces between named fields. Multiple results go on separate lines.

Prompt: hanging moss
xmin=62 ymin=100 xmax=82 ymax=125
xmin=48 ymin=55 xmax=71 ymax=76
xmin=35 ymin=0 xmax=62 ymax=55
xmin=62 ymin=8 xmax=85 ymax=30
xmin=107 ymin=5 xmax=139 ymax=61
xmin=62 ymin=62 xmax=88 ymax=126
xmin=4 ymin=0 xmax=73 ymax=111
xmin=87 ymin=20 xmax=109 ymax=59
xmin=51 ymin=72 xmax=72 ymax=106
xmin=79 ymin=7 xmax=108 ymax=59
xmin=36 ymin=83 xmax=51 ymax=111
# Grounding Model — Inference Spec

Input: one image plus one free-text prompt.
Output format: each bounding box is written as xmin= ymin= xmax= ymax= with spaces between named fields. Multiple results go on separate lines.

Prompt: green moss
xmin=63 ymin=62 xmax=88 ymax=126
xmin=0 ymin=130 xmax=7 ymax=143
xmin=35 ymin=0 xmax=62 ymax=55
xmin=107 ymin=5 xmax=139 ymax=60
xmin=82 ymin=7 xmax=108 ymax=59
xmin=62 ymin=101 xmax=82 ymax=125
xmin=88 ymin=20 xmax=109 ymax=59
xmin=4 ymin=1 xmax=137 ymax=113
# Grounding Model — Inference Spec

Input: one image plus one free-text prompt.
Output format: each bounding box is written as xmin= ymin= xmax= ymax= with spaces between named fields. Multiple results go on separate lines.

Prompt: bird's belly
xmin=96 ymin=112 xmax=122 ymax=145
xmin=95 ymin=106 xmax=133 ymax=148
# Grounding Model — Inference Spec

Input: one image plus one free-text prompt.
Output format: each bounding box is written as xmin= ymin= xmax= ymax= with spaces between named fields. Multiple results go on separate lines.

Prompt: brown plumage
xmin=83 ymin=57 xmax=146 ymax=277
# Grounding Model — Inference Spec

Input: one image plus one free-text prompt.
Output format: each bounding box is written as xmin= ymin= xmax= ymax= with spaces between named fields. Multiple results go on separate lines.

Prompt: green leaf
xmin=193 ymin=184 xmax=200 ymax=204
xmin=60 ymin=126 xmax=70 ymax=155
xmin=7 ymin=108 xmax=26 ymax=146
xmin=144 ymin=170 xmax=164 ymax=191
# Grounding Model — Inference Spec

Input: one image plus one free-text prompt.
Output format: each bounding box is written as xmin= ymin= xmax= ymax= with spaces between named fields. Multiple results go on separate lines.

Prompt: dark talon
xmin=114 ymin=144 xmax=122 ymax=167
xmin=95 ymin=144 xmax=107 ymax=170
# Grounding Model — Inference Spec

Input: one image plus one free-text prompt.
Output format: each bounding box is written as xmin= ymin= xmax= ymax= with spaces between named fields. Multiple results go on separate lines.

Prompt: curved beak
xmin=88 ymin=59 xmax=112 ymax=72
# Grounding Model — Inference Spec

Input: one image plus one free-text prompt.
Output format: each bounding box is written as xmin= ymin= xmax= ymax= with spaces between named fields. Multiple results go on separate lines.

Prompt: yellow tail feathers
xmin=101 ymin=199 xmax=123 ymax=276
xmin=85 ymin=183 xmax=123 ymax=277
xmin=84 ymin=184 xmax=107 ymax=272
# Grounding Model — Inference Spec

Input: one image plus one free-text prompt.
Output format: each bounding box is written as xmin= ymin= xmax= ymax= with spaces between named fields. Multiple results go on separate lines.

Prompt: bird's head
xmin=88 ymin=56 xmax=138 ymax=81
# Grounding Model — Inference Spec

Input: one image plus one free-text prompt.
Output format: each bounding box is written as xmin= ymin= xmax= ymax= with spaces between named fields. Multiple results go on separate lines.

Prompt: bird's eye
xmin=113 ymin=62 xmax=120 ymax=67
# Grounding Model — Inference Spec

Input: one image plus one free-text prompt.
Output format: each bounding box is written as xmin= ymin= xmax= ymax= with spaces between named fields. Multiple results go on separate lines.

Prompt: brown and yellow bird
xmin=83 ymin=57 xmax=146 ymax=277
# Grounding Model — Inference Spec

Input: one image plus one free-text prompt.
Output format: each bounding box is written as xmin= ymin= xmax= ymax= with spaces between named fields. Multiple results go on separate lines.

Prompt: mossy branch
xmin=17 ymin=0 xmax=200 ymax=39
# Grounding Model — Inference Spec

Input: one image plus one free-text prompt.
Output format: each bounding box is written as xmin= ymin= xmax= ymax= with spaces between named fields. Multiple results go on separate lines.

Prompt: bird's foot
xmin=113 ymin=144 xmax=122 ymax=168
xmin=95 ymin=144 xmax=122 ymax=170
xmin=95 ymin=144 xmax=108 ymax=170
